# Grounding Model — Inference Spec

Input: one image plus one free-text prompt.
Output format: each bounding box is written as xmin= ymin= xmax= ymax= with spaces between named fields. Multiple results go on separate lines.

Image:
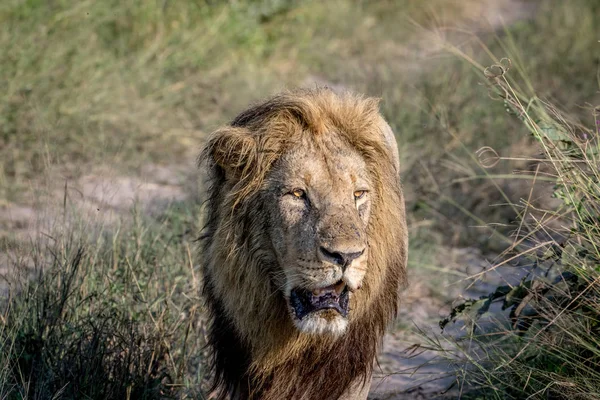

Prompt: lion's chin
xmin=293 ymin=310 xmax=349 ymax=337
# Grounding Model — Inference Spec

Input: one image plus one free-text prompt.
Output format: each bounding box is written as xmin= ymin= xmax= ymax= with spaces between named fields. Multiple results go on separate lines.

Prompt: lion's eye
xmin=354 ymin=190 xmax=367 ymax=200
xmin=292 ymin=188 xmax=306 ymax=199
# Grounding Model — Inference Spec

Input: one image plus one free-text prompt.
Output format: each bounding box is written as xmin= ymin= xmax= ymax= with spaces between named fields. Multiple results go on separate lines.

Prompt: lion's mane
xmin=199 ymin=88 xmax=408 ymax=400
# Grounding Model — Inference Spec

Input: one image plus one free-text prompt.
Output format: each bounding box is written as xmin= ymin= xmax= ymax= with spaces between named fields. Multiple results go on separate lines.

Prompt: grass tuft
xmin=0 ymin=203 xmax=206 ymax=399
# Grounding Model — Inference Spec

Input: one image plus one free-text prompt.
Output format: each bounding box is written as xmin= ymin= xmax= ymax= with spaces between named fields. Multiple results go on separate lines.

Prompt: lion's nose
xmin=319 ymin=246 xmax=365 ymax=268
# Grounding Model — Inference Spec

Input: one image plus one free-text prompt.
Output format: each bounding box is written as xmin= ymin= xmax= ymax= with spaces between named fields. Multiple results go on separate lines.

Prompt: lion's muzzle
xmin=289 ymin=280 xmax=350 ymax=320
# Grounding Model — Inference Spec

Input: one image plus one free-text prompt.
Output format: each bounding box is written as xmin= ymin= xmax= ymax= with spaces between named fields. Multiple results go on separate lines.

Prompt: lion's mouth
xmin=289 ymin=280 xmax=349 ymax=320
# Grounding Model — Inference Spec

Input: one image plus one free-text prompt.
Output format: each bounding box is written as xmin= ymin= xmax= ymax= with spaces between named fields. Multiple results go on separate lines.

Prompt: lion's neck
xmin=206 ymin=290 xmax=384 ymax=400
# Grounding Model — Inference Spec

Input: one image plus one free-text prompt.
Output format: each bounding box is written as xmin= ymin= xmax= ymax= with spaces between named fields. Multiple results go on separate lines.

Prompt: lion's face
xmin=265 ymin=134 xmax=372 ymax=336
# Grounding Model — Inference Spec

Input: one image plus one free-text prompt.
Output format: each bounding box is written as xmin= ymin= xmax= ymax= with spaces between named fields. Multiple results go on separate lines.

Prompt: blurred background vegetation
xmin=0 ymin=0 xmax=599 ymax=398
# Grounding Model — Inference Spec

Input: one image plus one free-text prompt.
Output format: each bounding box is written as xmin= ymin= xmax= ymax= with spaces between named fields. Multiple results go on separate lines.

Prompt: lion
xmin=199 ymin=88 xmax=408 ymax=400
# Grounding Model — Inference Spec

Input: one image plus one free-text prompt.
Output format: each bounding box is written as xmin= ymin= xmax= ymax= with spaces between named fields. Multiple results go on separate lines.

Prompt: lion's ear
xmin=204 ymin=126 xmax=257 ymax=181
xmin=378 ymin=118 xmax=400 ymax=173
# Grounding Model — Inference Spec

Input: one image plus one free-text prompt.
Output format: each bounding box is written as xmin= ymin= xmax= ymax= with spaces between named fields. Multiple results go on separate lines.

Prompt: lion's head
xmin=200 ymin=88 xmax=407 ymax=399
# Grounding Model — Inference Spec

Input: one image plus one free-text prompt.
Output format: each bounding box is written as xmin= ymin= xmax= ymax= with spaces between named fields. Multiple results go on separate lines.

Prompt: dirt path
xmin=369 ymin=245 xmax=536 ymax=399
xmin=0 ymin=162 xmax=195 ymax=285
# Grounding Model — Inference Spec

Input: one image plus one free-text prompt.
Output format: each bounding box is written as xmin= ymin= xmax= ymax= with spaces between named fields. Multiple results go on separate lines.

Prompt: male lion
xmin=199 ymin=88 xmax=408 ymax=400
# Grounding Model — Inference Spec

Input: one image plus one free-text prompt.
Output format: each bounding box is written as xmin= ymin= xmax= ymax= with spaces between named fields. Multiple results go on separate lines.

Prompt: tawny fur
xmin=199 ymin=88 xmax=408 ymax=400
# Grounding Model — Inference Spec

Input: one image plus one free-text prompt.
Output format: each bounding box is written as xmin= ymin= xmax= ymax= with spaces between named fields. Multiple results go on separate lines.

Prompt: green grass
xmin=1 ymin=202 xmax=207 ymax=398
xmin=0 ymin=0 xmax=290 ymax=199
xmin=1 ymin=0 xmax=600 ymax=398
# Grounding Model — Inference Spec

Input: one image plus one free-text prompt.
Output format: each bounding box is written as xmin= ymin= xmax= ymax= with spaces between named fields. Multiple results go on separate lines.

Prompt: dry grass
xmin=1 ymin=203 xmax=207 ymax=398
xmin=431 ymin=51 xmax=600 ymax=399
